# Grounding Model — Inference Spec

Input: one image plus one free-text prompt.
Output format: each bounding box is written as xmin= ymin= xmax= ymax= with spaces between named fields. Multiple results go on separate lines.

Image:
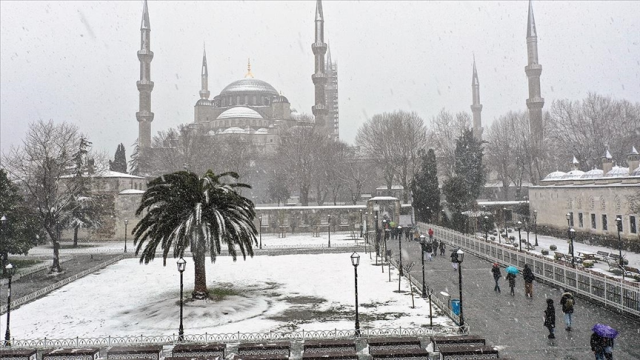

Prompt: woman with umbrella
xmin=505 ymin=266 xmax=518 ymax=296
xmin=591 ymin=324 xmax=617 ymax=360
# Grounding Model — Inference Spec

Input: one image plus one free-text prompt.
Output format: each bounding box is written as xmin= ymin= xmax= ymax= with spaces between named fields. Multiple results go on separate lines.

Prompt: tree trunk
xmin=191 ymin=246 xmax=209 ymax=300
xmin=1 ymin=252 xmax=7 ymax=277
xmin=73 ymin=227 xmax=79 ymax=247
xmin=45 ymin=226 xmax=63 ymax=273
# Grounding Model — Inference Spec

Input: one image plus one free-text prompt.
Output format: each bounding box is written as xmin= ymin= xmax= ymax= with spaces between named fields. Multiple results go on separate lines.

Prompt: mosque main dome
xmin=220 ymin=78 xmax=279 ymax=97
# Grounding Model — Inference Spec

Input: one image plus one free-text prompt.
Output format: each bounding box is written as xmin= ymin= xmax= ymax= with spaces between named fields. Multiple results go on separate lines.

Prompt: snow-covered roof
xmin=100 ymin=171 xmax=145 ymax=179
xmin=119 ymin=189 xmax=145 ymax=195
xmin=254 ymin=128 xmax=269 ymax=135
xmin=605 ymin=166 xmax=629 ymax=177
xmin=543 ymin=171 xmax=566 ymax=181
xmin=633 ymin=166 xmax=640 ymax=177
xmin=368 ymin=196 xmax=399 ymax=201
xmin=217 ymin=107 xmax=263 ymax=120
xmin=376 ymin=185 xmax=404 ymax=190
xmin=581 ymin=169 xmax=604 ymax=179
xmin=220 ymin=78 xmax=278 ymax=96
xmin=221 ymin=127 xmax=248 ymax=134
xmin=562 ymin=170 xmax=585 ymax=179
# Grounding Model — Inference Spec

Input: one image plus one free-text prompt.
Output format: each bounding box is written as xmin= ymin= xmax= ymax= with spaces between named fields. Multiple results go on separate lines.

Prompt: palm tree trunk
xmin=191 ymin=246 xmax=209 ymax=300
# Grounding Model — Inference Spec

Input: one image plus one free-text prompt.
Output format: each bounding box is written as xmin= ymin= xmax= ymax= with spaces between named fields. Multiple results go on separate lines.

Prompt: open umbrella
xmin=592 ymin=323 xmax=618 ymax=339
xmin=506 ymin=266 xmax=519 ymax=275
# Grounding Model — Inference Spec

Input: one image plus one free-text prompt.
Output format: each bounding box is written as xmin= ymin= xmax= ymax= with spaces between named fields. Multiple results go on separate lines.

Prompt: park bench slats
xmin=595 ymin=251 xmax=610 ymax=261
xmin=438 ymin=345 xmax=498 ymax=359
xmin=430 ymin=335 xmax=485 ymax=352
xmin=0 ymin=349 xmax=37 ymax=360
xmin=302 ymin=351 xmax=358 ymax=360
xmin=237 ymin=342 xmax=290 ymax=357
xmin=623 ymin=266 xmax=640 ymax=277
xmin=165 ymin=357 xmax=220 ymax=360
xmin=43 ymin=348 xmax=100 ymax=360
xmin=303 ymin=340 xmax=356 ymax=354
xmin=232 ymin=355 xmax=289 ymax=360
xmin=107 ymin=345 xmax=163 ymax=360
xmin=172 ymin=344 xmax=225 ymax=358
xmin=367 ymin=337 xmax=421 ymax=351
xmin=369 ymin=348 xmax=429 ymax=359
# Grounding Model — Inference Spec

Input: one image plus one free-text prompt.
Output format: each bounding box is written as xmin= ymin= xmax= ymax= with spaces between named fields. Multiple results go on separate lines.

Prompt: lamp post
xmin=502 ymin=207 xmax=507 ymax=244
xmin=533 ymin=210 xmax=538 ymax=246
xmin=616 ymin=217 xmax=623 ymax=277
xmin=426 ymin=285 xmax=434 ymax=327
xmin=455 ymin=249 xmax=465 ymax=332
xmin=420 ymin=235 xmax=427 ymax=298
xmin=176 ymin=257 xmax=186 ymax=341
xmin=259 ymin=216 xmax=263 ymax=249
xmin=124 ymin=219 xmax=129 ymax=253
xmin=359 ymin=209 xmax=363 ymax=238
xmin=517 ymin=221 xmax=522 ymax=251
xmin=426 ymin=206 xmax=430 ymax=224
xmin=350 ymin=252 xmax=361 ymax=336
xmin=1 ymin=216 xmax=6 ymax=274
xmin=398 ymin=225 xmax=403 ymax=276
xmin=484 ymin=216 xmax=489 ymax=241
xmin=4 ymin=263 xmax=15 ymax=346
xmin=327 ymin=214 xmax=331 ymax=248
xmin=569 ymin=228 xmax=576 ymax=268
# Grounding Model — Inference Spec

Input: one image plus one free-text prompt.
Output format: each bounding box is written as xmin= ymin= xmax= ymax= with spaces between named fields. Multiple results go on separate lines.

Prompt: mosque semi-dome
xmin=605 ymin=166 xmax=629 ymax=177
xmin=220 ymin=78 xmax=279 ymax=97
xmin=581 ymin=169 xmax=604 ymax=179
xmin=217 ymin=107 xmax=263 ymax=120
xmin=543 ymin=171 xmax=567 ymax=181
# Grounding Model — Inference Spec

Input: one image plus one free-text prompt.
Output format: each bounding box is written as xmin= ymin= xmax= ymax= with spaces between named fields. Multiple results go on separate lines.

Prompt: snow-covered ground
xmin=8 ymin=252 xmax=454 ymax=339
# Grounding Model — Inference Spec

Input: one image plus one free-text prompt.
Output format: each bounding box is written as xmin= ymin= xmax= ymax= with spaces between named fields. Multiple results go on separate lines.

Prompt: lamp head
xmin=124 ymin=219 xmax=128 ymax=225
xmin=456 ymin=249 xmax=464 ymax=263
xmin=566 ymin=213 xmax=571 ymax=220
xmin=5 ymin=263 xmax=15 ymax=276
xmin=177 ymin=257 xmax=187 ymax=273
xmin=350 ymin=252 xmax=360 ymax=267
xmin=397 ymin=225 xmax=402 ymax=230
xmin=484 ymin=216 xmax=489 ymax=220
xmin=1 ymin=215 xmax=6 ymax=223
xmin=517 ymin=221 xmax=522 ymax=229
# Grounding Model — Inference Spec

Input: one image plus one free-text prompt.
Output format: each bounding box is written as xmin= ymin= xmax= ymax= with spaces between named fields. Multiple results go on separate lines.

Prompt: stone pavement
xmin=382 ymin=236 xmax=640 ymax=360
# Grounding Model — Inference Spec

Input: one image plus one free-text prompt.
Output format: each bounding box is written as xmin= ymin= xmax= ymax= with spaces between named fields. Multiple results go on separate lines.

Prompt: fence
xmin=0 ymin=255 xmax=125 ymax=315
xmin=0 ymin=258 xmax=73 ymax=286
xmin=2 ymin=326 xmax=457 ymax=349
xmin=419 ymin=223 xmax=640 ymax=318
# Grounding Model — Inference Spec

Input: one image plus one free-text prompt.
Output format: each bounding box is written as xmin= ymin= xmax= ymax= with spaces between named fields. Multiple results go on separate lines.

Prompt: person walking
xmin=450 ymin=249 xmax=459 ymax=271
xmin=506 ymin=272 xmax=517 ymax=296
xmin=432 ymin=239 xmax=439 ymax=258
xmin=560 ymin=291 xmax=575 ymax=331
xmin=523 ymin=264 xmax=535 ymax=298
xmin=425 ymin=241 xmax=433 ymax=261
xmin=491 ymin=263 xmax=502 ymax=293
xmin=440 ymin=241 xmax=446 ymax=256
xmin=591 ymin=331 xmax=606 ymax=360
xmin=543 ymin=298 xmax=556 ymax=339
xmin=603 ymin=335 xmax=614 ymax=360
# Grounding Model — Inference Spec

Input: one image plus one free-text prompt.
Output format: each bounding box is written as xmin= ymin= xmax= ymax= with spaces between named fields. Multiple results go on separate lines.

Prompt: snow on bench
xmin=43 ymin=348 xmax=100 ymax=360
xmin=0 ymin=349 xmax=37 ymax=360
xmin=107 ymin=345 xmax=163 ymax=360
xmin=237 ymin=342 xmax=290 ymax=357
xmin=171 ymin=343 xmax=225 ymax=358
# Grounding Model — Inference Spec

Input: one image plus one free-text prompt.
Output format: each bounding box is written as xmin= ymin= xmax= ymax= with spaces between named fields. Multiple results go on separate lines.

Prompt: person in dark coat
xmin=432 ymin=239 xmax=439 ymax=257
xmin=506 ymin=272 xmax=517 ymax=296
xmin=450 ymin=249 xmax=458 ymax=271
xmin=523 ymin=264 xmax=535 ymax=298
xmin=491 ymin=263 xmax=502 ymax=293
xmin=591 ymin=331 xmax=606 ymax=360
xmin=543 ymin=298 xmax=556 ymax=339
xmin=439 ymin=241 xmax=445 ymax=256
xmin=560 ymin=291 xmax=575 ymax=331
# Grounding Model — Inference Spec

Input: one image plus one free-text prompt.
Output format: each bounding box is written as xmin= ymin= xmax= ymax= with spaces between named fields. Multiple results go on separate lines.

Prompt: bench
xmin=233 ymin=355 xmax=288 ymax=360
xmin=302 ymin=351 xmax=358 ymax=360
xmin=367 ymin=337 xmax=421 ymax=351
xmin=623 ymin=266 xmax=640 ymax=277
xmin=595 ymin=251 xmax=610 ymax=261
xmin=430 ymin=336 xmax=485 ymax=352
xmin=0 ymin=349 xmax=37 ymax=360
xmin=303 ymin=340 xmax=356 ymax=354
xmin=172 ymin=344 xmax=225 ymax=358
xmin=43 ymin=348 xmax=100 ymax=360
xmin=165 ymin=357 xmax=220 ymax=360
xmin=554 ymin=252 xmax=567 ymax=261
xmin=107 ymin=345 xmax=163 ymax=360
xmin=438 ymin=345 xmax=499 ymax=359
xmin=609 ymin=254 xmax=621 ymax=261
xmin=237 ymin=342 xmax=290 ymax=357
xmin=369 ymin=348 xmax=428 ymax=359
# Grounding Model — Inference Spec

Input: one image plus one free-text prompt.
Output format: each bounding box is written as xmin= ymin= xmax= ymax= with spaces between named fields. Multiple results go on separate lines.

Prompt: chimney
xmin=628 ymin=146 xmax=639 ymax=175
xmin=570 ymin=156 xmax=579 ymax=171
xmin=602 ymin=149 xmax=613 ymax=175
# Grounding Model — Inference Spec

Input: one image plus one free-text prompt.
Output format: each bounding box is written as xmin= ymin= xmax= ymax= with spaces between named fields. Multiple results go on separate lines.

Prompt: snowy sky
xmin=1 ymin=1 xmax=639 ymax=157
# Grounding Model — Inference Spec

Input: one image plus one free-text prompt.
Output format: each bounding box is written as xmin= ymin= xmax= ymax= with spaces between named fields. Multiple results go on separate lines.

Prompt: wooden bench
xmin=369 ymin=348 xmax=429 ymax=359
xmin=595 ymin=251 xmax=610 ymax=261
xmin=367 ymin=337 xmax=421 ymax=351
xmin=172 ymin=344 xmax=225 ymax=358
xmin=302 ymin=351 xmax=357 ymax=360
xmin=165 ymin=357 xmax=220 ymax=360
xmin=107 ymin=345 xmax=163 ymax=360
xmin=609 ymin=254 xmax=621 ymax=261
xmin=430 ymin=336 xmax=485 ymax=352
xmin=237 ymin=342 xmax=290 ymax=357
xmin=303 ymin=339 xmax=356 ymax=354
xmin=43 ymin=348 xmax=100 ymax=360
xmin=0 ymin=349 xmax=37 ymax=360
xmin=233 ymin=355 xmax=288 ymax=360
xmin=438 ymin=345 xmax=498 ymax=359
xmin=623 ymin=266 xmax=640 ymax=277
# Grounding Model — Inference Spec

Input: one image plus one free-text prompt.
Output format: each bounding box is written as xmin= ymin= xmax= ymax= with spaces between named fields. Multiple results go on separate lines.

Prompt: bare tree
xmin=343 ymin=147 xmax=376 ymax=204
xmin=427 ymin=110 xmax=471 ymax=179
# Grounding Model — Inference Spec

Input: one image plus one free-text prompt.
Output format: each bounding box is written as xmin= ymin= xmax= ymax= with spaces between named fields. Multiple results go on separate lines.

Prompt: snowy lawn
xmin=9 ymin=252 xmax=454 ymax=339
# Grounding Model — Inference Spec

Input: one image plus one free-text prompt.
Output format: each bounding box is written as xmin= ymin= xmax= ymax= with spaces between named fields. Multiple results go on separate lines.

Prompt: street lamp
xmin=484 ymin=216 xmax=489 ymax=241
xmin=398 ymin=225 xmax=403 ymax=276
xmin=502 ymin=207 xmax=507 ymax=244
xmin=124 ymin=219 xmax=129 ymax=253
xmin=1 ymin=216 xmax=7 ymax=274
xmin=616 ymin=217 xmax=623 ymax=278
xmin=4 ymin=263 xmax=15 ymax=346
xmin=569 ymin=228 xmax=576 ymax=268
xmin=420 ymin=235 xmax=427 ymax=297
xmin=517 ymin=221 xmax=522 ymax=251
xmin=426 ymin=286 xmax=434 ymax=327
xmin=359 ymin=209 xmax=363 ymax=238
xmin=327 ymin=214 xmax=331 ymax=248
xmin=533 ymin=210 xmax=538 ymax=246
xmin=455 ymin=249 xmax=465 ymax=332
xmin=350 ymin=252 xmax=361 ymax=336
xmin=426 ymin=206 xmax=430 ymax=224
xmin=176 ymin=257 xmax=186 ymax=341
xmin=259 ymin=216 xmax=263 ymax=250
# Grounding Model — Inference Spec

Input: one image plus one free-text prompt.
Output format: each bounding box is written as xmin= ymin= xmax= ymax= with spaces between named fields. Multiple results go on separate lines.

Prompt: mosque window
xmin=253 ymin=95 xmax=257 ymax=105
xmin=236 ymin=96 xmax=241 ymax=104
xmin=578 ymin=213 xmax=583 ymax=228
xmin=631 ymin=216 xmax=637 ymax=234
xmin=263 ymin=97 xmax=268 ymax=106
xmin=245 ymin=95 xmax=248 ymax=104
xmin=222 ymin=98 xmax=226 ymax=106
xmin=591 ymin=214 xmax=596 ymax=229
xmin=602 ymin=215 xmax=608 ymax=231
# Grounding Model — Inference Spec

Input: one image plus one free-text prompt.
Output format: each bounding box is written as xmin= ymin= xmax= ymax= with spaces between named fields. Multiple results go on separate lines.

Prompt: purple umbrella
xmin=592 ymin=323 xmax=618 ymax=339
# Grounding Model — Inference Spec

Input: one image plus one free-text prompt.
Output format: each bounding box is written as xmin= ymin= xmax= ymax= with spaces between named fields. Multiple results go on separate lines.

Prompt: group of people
xmin=490 ymin=263 xmax=536 ymax=296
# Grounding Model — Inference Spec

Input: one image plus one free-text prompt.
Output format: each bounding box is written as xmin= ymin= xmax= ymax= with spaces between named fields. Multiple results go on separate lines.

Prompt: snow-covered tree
xmin=411 ymin=148 xmax=441 ymax=223
xmin=109 ymin=143 xmax=127 ymax=173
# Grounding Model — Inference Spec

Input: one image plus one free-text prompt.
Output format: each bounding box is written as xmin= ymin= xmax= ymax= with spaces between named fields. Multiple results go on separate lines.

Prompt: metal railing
xmin=419 ymin=223 xmax=640 ymax=317
xmin=0 ymin=258 xmax=73 ymax=286
xmin=0 ymin=255 xmax=125 ymax=315
xmin=2 ymin=326 xmax=457 ymax=349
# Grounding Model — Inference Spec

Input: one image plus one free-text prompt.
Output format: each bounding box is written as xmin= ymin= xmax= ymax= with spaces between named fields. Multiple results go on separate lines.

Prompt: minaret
xmin=470 ymin=56 xmax=483 ymax=141
xmin=325 ymin=44 xmax=339 ymax=140
xmin=136 ymin=0 xmax=154 ymax=150
xmin=199 ymin=47 xmax=210 ymax=100
xmin=525 ymin=0 xmax=544 ymax=150
xmin=311 ymin=0 xmax=328 ymax=132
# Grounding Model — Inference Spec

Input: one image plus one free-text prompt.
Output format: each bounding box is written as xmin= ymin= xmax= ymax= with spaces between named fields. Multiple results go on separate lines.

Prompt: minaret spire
xmin=199 ymin=46 xmax=210 ymax=100
xmin=311 ymin=0 xmax=328 ymax=133
xmin=136 ymin=0 xmax=154 ymax=150
xmin=525 ymin=0 xmax=544 ymax=159
xmin=471 ymin=56 xmax=483 ymax=141
xmin=245 ymin=58 xmax=254 ymax=78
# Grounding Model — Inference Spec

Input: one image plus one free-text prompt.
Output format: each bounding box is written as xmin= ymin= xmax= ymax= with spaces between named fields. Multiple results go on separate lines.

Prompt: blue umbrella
xmin=506 ymin=266 xmax=519 ymax=275
xmin=592 ymin=323 xmax=618 ymax=339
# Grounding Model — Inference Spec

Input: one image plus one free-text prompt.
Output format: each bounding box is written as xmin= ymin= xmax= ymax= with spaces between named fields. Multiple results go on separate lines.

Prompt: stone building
xmin=529 ymin=148 xmax=640 ymax=241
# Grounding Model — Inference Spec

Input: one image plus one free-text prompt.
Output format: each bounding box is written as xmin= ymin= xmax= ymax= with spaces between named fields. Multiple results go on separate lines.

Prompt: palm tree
xmin=132 ymin=170 xmax=257 ymax=299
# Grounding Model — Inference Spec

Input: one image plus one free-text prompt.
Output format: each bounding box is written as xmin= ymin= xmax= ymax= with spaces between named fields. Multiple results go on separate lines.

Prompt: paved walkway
xmin=383 ymin=237 xmax=640 ymax=360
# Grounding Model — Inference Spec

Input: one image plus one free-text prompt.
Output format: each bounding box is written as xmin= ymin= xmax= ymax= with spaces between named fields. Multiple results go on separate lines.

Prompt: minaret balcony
xmin=312 ymin=104 xmax=328 ymax=115
xmin=136 ymin=111 xmax=155 ymax=122
xmin=526 ymin=98 xmax=545 ymax=109
xmin=137 ymin=51 xmax=154 ymax=62
xmin=525 ymin=64 xmax=542 ymax=76
xmin=136 ymin=80 xmax=155 ymax=92
xmin=312 ymin=73 xmax=328 ymax=85
xmin=311 ymin=42 xmax=327 ymax=55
